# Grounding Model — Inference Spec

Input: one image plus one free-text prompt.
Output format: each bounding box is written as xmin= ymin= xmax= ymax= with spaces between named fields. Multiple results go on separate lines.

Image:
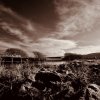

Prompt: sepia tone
xmin=0 ymin=0 xmax=100 ymax=100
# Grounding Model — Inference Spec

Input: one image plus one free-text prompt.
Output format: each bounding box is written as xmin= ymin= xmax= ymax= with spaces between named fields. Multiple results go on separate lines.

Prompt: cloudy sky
xmin=0 ymin=0 xmax=100 ymax=57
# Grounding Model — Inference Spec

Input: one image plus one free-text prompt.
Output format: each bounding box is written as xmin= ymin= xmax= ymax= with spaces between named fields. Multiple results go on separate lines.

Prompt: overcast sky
xmin=0 ymin=0 xmax=100 ymax=57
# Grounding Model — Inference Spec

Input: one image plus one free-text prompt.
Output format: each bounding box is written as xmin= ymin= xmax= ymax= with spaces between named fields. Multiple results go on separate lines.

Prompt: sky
xmin=0 ymin=0 xmax=100 ymax=57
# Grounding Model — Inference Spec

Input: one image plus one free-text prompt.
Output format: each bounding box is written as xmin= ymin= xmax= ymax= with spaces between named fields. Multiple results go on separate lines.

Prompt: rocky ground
xmin=0 ymin=60 xmax=100 ymax=100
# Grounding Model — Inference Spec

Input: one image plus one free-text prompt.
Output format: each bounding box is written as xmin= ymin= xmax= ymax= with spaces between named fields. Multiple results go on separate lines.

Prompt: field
xmin=0 ymin=59 xmax=100 ymax=100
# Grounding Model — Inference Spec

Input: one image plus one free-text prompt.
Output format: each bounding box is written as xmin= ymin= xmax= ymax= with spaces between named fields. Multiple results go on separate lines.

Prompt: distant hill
xmin=64 ymin=53 xmax=100 ymax=60
xmin=83 ymin=53 xmax=100 ymax=59
xmin=63 ymin=53 xmax=82 ymax=60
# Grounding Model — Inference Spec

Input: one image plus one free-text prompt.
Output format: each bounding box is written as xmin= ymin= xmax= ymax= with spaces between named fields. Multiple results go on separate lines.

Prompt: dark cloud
xmin=1 ymin=0 xmax=59 ymax=30
xmin=0 ymin=28 xmax=22 ymax=42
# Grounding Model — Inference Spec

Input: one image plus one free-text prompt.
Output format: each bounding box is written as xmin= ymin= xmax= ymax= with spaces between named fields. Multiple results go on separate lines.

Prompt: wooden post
xmin=0 ymin=57 xmax=1 ymax=66
xmin=26 ymin=58 xmax=29 ymax=66
xmin=21 ymin=58 xmax=22 ymax=65
xmin=12 ymin=57 xmax=13 ymax=65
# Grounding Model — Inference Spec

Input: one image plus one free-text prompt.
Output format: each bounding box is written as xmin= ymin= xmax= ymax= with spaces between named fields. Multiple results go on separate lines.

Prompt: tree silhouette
xmin=33 ymin=51 xmax=46 ymax=60
xmin=4 ymin=48 xmax=28 ymax=57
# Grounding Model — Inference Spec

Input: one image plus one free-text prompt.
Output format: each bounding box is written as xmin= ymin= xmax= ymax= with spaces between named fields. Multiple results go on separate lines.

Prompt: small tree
xmin=33 ymin=51 xmax=46 ymax=65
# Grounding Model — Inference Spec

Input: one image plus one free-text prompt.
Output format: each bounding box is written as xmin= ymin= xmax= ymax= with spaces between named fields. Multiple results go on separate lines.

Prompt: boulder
xmin=85 ymin=84 xmax=100 ymax=100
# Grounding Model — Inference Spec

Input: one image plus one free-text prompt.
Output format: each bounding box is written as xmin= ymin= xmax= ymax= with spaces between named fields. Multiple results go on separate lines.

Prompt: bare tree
xmin=33 ymin=51 xmax=46 ymax=64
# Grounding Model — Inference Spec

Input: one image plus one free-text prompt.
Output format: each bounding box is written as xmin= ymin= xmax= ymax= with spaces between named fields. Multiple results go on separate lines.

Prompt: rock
xmin=85 ymin=84 xmax=100 ymax=100
xmin=35 ymin=71 xmax=61 ymax=82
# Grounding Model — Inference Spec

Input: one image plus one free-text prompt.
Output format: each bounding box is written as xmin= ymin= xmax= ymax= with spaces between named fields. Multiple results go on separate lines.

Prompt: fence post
xmin=12 ymin=57 xmax=13 ymax=65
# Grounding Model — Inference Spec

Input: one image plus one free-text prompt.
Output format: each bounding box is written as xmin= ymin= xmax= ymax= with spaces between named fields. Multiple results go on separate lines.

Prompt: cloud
xmin=0 ymin=22 xmax=32 ymax=43
xmin=67 ymin=45 xmax=100 ymax=54
xmin=0 ymin=4 xmax=78 ymax=57
xmin=0 ymin=5 xmax=37 ymax=56
xmin=53 ymin=0 xmax=100 ymax=38
xmin=0 ymin=5 xmax=35 ymax=43
xmin=0 ymin=37 xmax=76 ymax=57
xmin=0 ymin=2 xmax=100 ymax=57
xmin=0 ymin=41 xmax=20 ymax=50
xmin=30 ymin=38 xmax=77 ymax=56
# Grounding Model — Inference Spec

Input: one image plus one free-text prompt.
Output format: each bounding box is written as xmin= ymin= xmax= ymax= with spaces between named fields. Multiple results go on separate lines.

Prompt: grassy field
xmin=0 ymin=59 xmax=99 ymax=100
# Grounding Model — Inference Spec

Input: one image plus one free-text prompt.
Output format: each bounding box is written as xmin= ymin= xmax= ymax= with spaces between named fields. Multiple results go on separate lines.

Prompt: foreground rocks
xmin=0 ymin=62 xmax=100 ymax=100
